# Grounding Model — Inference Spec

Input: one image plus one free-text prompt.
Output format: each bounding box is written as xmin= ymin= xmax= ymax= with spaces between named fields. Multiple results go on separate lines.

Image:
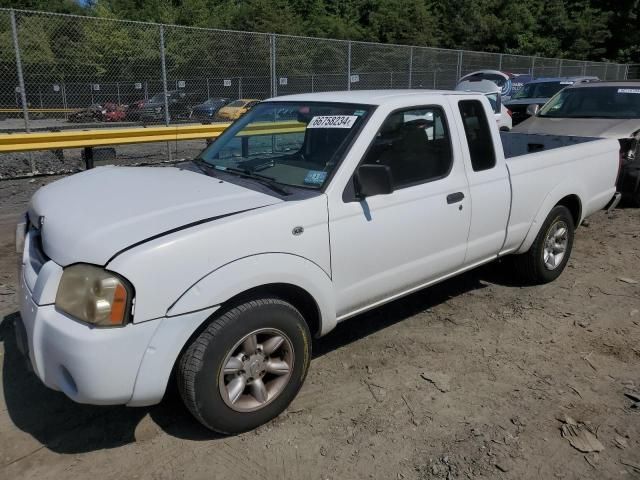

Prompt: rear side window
xmin=458 ymin=100 xmax=496 ymax=171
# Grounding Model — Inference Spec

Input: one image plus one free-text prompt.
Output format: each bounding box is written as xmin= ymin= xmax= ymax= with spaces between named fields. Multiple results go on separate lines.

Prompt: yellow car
xmin=215 ymin=99 xmax=260 ymax=121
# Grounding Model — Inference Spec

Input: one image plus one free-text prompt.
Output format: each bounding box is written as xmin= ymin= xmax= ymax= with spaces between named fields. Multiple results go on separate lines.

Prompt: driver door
xmin=328 ymin=105 xmax=471 ymax=318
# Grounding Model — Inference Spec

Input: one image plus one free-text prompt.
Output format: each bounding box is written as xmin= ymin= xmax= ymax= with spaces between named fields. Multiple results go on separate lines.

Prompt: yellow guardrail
xmin=0 ymin=108 xmax=80 ymax=113
xmin=0 ymin=121 xmax=306 ymax=153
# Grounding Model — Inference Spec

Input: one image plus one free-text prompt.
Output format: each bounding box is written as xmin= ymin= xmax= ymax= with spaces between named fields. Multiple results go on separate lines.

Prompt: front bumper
xmin=19 ymin=270 xmax=160 ymax=404
xmin=17 ymin=227 xmax=219 ymax=407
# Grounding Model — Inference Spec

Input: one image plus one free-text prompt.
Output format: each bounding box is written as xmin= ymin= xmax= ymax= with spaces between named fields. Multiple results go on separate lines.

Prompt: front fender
xmin=516 ymin=183 xmax=584 ymax=254
xmin=167 ymin=253 xmax=337 ymax=336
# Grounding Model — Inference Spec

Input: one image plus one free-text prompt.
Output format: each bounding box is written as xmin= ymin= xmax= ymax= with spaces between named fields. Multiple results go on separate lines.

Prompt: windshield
xmin=227 ymin=100 xmax=247 ymax=108
xmin=197 ymin=101 xmax=372 ymax=189
xmin=539 ymin=86 xmax=640 ymax=119
xmin=512 ymin=81 xmax=572 ymax=100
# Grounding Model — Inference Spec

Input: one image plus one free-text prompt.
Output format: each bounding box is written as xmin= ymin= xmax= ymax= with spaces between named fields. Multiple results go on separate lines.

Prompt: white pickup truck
xmin=16 ymin=90 xmax=620 ymax=434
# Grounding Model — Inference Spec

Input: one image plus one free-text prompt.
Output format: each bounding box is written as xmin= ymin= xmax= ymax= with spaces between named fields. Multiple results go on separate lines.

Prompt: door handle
xmin=447 ymin=192 xmax=465 ymax=204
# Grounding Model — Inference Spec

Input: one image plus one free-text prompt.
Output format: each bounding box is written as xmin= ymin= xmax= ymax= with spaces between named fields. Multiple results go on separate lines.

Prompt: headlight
xmin=55 ymin=264 xmax=133 ymax=327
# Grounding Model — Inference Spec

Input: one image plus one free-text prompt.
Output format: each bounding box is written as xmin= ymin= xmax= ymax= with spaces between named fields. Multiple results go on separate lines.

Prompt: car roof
xmin=526 ymin=76 xmax=598 ymax=84
xmin=567 ymin=80 xmax=640 ymax=89
xmin=265 ymin=89 xmax=483 ymax=106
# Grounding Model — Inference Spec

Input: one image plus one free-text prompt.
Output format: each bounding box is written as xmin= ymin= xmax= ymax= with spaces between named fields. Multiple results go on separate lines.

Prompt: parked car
xmin=139 ymin=90 xmax=190 ymax=122
xmin=125 ymin=99 xmax=146 ymax=121
xmin=458 ymin=70 xmax=533 ymax=99
xmin=505 ymin=77 xmax=598 ymax=125
xmin=190 ymin=98 xmax=230 ymax=120
xmin=455 ymin=79 xmax=512 ymax=130
xmin=215 ymin=98 xmax=260 ymax=121
xmin=16 ymin=90 xmax=620 ymax=434
xmin=513 ymin=81 xmax=640 ymax=205
xmin=68 ymin=103 xmax=126 ymax=123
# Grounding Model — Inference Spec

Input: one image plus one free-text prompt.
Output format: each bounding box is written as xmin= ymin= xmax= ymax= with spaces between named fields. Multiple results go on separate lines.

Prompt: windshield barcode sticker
xmin=307 ymin=115 xmax=358 ymax=128
xmin=618 ymin=88 xmax=640 ymax=94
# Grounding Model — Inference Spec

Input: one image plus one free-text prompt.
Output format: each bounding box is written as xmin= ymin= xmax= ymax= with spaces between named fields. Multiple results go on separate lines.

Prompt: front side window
xmin=197 ymin=102 xmax=371 ymax=189
xmin=458 ymin=99 xmax=496 ymax=171
xmin=539 ymin=86 xmax=640 ymax=119
xmin=361 ymin=107 xmax=453 ymax=189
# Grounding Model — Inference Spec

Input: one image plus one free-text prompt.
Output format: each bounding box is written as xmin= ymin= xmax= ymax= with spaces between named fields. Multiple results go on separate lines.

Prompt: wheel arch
xmin=167 ymin=253 xmax=336 ymax=337
xmin=517 ymin=188 xmax=584 ymax=254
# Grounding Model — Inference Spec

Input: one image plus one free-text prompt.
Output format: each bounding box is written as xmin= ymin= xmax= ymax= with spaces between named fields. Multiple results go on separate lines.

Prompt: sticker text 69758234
xmin=307 ymin=115 xmax=358 ymax=129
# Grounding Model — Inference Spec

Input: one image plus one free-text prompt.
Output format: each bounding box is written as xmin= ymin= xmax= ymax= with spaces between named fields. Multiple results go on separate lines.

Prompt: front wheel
xmin=177 ymin=298 xmax=311 ymax=434
xmin=511 ymin=205 xmax=575 ymax=284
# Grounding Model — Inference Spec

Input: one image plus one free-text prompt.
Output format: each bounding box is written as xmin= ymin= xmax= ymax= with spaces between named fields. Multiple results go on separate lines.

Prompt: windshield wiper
xmin=191 ymin=158 xmax=291 ymax=196
xmin=221 ymin=166 xmax=291 ymax=196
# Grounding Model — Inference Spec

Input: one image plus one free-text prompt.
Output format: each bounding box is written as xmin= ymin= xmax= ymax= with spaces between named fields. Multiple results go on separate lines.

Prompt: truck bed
xmin=500 ymin=131 xmax=599 ymax=159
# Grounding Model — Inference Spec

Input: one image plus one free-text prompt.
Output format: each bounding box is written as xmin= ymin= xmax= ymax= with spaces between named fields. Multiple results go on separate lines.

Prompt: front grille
xmin=27 ymin=228 xmax=48 ymax=276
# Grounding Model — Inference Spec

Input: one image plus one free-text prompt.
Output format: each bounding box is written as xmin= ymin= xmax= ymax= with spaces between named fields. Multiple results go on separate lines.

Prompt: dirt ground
xmin=0 ymin=174 xmax=639 ymax=480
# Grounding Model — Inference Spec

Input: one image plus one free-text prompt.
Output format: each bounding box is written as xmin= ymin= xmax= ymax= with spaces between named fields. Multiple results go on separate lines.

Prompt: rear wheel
xmin=512 ymin=205 xmax=575 ymax=284
xmin=177 ymin=298 xmax=311 ymax=434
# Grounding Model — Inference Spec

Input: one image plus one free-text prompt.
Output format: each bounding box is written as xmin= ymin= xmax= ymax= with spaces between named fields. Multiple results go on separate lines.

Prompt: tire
xmin=177 ymin=298 xmax=311 ymax=434
xmin=511 ymin=205 xmax=575 ymax=285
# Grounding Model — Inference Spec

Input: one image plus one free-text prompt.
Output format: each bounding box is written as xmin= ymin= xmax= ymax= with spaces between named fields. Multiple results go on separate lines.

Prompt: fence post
xmin=498 ymin=53 xmax=503 ymax=71
xmin=624 ymin=64 xmax=629 ymax=80
xmin=531 ymin=57 xmax=536 ymax=77
xmin=311 ymin=73 xmax=315 ymax=92
xmin=116 ymin=82 xmax=121 ymax=104
xmin=604 ymin=63 xmax=608 ymax=80
xmin=159 ymin=25 xmax=170 ymax=126
xmin=408 ymin=47 xmax=413 ymax=88
xmin=61 ymin=83 xmax=68 ymax=120
xmin=270 ymin=34 xmax=277 ymax=97
xmin=582 ymin=62 xmax=587 ymax=76
xmin=10 ymin=9 xmax=30 ymax=133
xmin=456 ymin=51 xmax=463 ymax=80
xmin=347 ymin=41 xmax=352 ymax=90
xmin=238 ymin=77 xmax=242 ymax=99
xmin=558 ymin=59 xmax=563 ymax=77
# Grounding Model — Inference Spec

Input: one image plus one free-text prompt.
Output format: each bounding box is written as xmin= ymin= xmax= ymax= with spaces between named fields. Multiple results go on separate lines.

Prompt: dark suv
xmin=139 ymin=90 xmax=189 ymax=122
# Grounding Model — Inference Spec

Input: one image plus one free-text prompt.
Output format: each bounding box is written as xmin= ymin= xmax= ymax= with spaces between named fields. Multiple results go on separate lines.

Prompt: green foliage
xmin=85 ymin=0 xmax=636 ymax=62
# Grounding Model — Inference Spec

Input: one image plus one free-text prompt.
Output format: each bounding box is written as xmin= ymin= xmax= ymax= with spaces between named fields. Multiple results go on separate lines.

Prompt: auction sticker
xmin=307 ymin=115 xmax=358 ymax=128
xmin=304 ymin=170 xmax=328 ymax=185
xmin=618 ymin=88 xmax=640 ymax=94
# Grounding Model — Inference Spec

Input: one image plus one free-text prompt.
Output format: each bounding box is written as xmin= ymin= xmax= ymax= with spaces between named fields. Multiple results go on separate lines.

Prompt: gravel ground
xmin=0 ymin=173 xmax=639 ymax=480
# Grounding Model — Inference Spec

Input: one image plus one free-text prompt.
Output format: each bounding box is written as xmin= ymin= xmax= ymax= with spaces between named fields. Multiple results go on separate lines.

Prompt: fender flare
xmin=167 ymin=253 xmax=337 ymax=336
xmin=516 ymin=183 xmax=584 ymax=254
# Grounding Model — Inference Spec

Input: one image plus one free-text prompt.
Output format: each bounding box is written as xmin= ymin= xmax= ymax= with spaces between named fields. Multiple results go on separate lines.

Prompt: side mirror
xmin=526 ymin=104 xmax=540 ymax=116
xmin=355 ymin=164 xmax=394 ymax=198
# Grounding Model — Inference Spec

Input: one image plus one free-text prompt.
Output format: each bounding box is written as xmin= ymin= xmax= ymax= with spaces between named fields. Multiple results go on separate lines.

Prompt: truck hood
xmin=29 ymin=166 xmax=282 ymax=266
xmin=513 ymin=116 xmax=640 ymax=138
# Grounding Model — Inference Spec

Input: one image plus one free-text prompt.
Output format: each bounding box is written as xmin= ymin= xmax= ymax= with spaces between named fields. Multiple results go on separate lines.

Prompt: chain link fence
xmin=627 ymin=64 xmax=640 ymax=80
xmin=0 ymin=7 xmax=632 ymax=177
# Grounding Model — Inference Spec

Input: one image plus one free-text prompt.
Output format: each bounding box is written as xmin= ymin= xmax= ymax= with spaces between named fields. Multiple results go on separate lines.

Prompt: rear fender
xmin=167 ymin=253 xmax=337 ymax=336
xmin=516 ymin=184 xmax=584 ymax=254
